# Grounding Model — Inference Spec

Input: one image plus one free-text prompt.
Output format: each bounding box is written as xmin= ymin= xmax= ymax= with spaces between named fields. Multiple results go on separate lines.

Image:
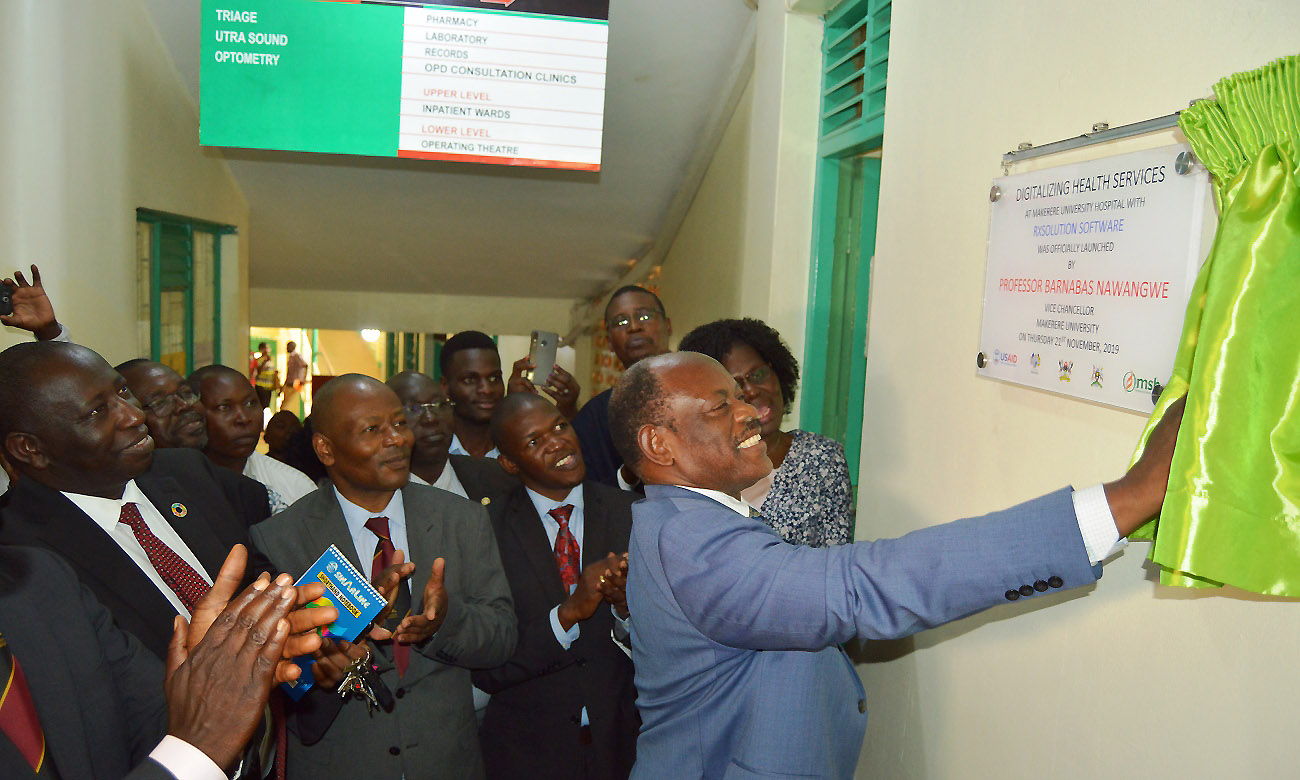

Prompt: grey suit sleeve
xmin=659 ymin=487 xmax=1099 ymax=650
xmin=416 ymin=504 xmax=517 ymax=668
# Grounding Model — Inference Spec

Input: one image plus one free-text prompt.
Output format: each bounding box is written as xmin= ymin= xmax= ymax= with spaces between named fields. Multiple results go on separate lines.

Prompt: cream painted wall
xmin=856 ymin=1 xmax=1300 ymax=777
xmin=658 ymin=80 xmax=754 ymax=340
xmin=249 ymin=288 xmax=573 ymax=340
xmin=313 ymin=329 xmax=383 ymax=379
xmin=655 ymin=0 xmax=821 ymax=425
xmin=0 ymin=0 xmax=250 ymax=368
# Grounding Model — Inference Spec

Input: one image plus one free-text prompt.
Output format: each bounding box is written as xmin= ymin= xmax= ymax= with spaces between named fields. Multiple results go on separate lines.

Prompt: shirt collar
xmin=61 ymin=479 xmax=149 ymax=520
xmin=334 ymin=486 xmax=405 ymax=535
xmin=525 ymin=483 xmax=584 ymax=520
xmin=676 ymin=486 xmax=751 ymax=517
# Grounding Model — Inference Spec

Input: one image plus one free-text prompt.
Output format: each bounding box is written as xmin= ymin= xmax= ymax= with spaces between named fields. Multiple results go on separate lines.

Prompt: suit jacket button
xmin=389 ymin=747 xmax=401 ymax=756
xmin=857 ymin=699 xmax=867 ymax=714
xmin=1004 ymin=589 xmax=1020 ymax=601
xmin=1018 ymin=584 xmax=1034 ymax=597
xmin=1033 ymin=580 xmax=1048 ymax=592
xmin=1048 ymin=576 xmax=1064 ymax=588
xmin=395 ymin=687 xmax=406 ymax=699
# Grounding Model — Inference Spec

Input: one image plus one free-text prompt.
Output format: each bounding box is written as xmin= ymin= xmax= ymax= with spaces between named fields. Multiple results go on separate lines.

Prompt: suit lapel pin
xmin=481 ymin=497 xmax=491 ymax=505
xmin=170 ymin=502 xmax=188 ymax=518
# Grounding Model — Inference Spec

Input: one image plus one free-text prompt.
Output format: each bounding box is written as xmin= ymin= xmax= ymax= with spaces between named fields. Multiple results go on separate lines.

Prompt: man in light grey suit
xmin=250 ymin=375 xmax=516 ymax=780
xmin=609 ymin=353 xmax=1184 ymax=779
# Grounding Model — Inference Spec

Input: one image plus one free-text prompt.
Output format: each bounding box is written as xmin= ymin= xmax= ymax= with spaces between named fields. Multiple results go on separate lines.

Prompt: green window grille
xmin=802 ymin=0 xmax=890 ymax=522
xmin=136 ymin=209 xmax=233 ymax=375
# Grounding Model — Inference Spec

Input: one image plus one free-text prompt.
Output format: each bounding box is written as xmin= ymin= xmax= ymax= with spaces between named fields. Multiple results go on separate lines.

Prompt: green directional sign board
xmin=200 ymin=0 xmax=610 ymax=170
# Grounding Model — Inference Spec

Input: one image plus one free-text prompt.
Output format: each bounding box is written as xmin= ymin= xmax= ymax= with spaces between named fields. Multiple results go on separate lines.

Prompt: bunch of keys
xmin=337 ymin=645 xmax=395 ymax=713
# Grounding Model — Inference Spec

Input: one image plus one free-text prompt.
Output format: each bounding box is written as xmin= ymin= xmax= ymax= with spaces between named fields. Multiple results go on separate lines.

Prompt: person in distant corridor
xmin=612 ymin=352 xmax=1187 ymax=779
xmin=190 ymin=364 xmax=315 ymax=514
xmin=280 ymin=341 xmax=309 ymax=413
xmin=441 ymin=330 xmax=507 ymax=458
xmin=572 ymin=286 xmax=672 ymax=490
xmin=387 ymin=370 xmax=517 ymax=502
xmin=264 ymin=409 xmax=303 ymax=465
xmin=474 ymin=392 xmax=639 ymax=780
xmin=250 ymin=374 xmax=517 ymax=780
xmin=251 ymin=342 xmax=278 ymax=410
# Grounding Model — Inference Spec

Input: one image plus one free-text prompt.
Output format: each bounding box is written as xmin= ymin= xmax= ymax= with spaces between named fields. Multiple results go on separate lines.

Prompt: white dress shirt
xmin=334 ymin=487 xmax=411 ymax=567
xmin=680 ymin=484 xmax=1125 ymax=565
xmin=407 ymin=462 xmax=468 ymax=498
xmin=63 ymin=481 xmax=213 ymax=619
xmin=448 ymin=433 xmax=500 ymax=460
xmin=243 ymin=452 xmax=316 ymax=515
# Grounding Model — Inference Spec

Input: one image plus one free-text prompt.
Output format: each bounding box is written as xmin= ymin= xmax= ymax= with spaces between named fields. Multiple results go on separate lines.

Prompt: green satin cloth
xmin=1131 ymin=55 xmax=1300 ymax=595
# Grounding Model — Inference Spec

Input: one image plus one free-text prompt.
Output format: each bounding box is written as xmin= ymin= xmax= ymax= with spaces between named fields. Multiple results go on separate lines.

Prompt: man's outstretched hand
xmin=393 ymin=558 xmax=448 ymax=645
xmin=1106 ymin=393 xmax=1187 ymax=536
xmin=187 ymin=545 xmax=335 ymax=682
xmin=1 ymin=265 xmax=60 ymax=340
xmin=164 ymin=576 xmax=296 ymax=770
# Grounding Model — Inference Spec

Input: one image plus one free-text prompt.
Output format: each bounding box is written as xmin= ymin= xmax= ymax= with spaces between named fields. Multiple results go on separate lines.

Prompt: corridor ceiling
xmin=144 ymin=0 xmax=756 ymax=301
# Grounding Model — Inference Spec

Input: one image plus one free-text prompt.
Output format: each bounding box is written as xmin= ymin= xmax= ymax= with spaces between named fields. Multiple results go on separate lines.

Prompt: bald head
xmin=311 ymin=374 xmax=413 ymax=509
xmin=610 ymin=352 xmax=771 ymax=496
xmin=0 ymin=341 xmax=154 ymax=497
xmin=386 ymin=370 xmax=436 ymax=400
xmin=314 ymin=374 xmax=396 ymax=439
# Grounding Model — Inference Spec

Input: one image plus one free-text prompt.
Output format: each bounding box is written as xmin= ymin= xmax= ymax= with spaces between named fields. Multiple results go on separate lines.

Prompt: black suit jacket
xmin=0 ymin=546 xmax=172 ymax=780
xmin=448 ymin=454 xmax=519 ymax=504
xmin=473 ymin=480 xmax=639 ymax=780
xmin=211 ymin=467 xmax=272 ymax=529
xmin=0 ymin=448 xmax=273 ymax=660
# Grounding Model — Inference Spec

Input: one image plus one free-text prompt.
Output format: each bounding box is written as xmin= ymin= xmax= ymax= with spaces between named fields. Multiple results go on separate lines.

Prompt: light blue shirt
xmin=525 ymin=484 xmax=586 ymax=650
xmin=449 ymin=433 xmax=500 ymax=460
xmin=335 ymin=487 xmax=411 ymax=571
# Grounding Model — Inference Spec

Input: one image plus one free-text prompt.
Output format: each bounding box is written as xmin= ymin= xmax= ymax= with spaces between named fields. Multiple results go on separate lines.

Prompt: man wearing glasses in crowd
xmin=572 ymin=285 xmax=672 ymax=489
xmin=386 ymin=370 xmax=518 ymax=504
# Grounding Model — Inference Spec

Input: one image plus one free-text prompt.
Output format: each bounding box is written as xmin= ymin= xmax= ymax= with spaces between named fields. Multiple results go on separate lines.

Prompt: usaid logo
xmin=993 ymin=349 xmax=1018 ymax=366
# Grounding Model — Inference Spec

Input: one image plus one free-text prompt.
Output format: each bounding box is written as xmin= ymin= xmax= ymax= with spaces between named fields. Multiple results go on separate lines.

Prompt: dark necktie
xmin=365 ymin=516 xmax=411 ymax=676
xmin=118 ymin=502 xmax=210 ymax=612
xmin=548 ymin=505 xmax=580 ymax=589
xmin=0 ymin=633 xmax=59 ymax=778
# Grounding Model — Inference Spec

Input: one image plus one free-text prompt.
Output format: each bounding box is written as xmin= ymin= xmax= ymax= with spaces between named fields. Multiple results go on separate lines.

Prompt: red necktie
xmin=365 ymin=516 xmax=411 ymax=676
xmin=548 ymin=505 xmax=580 ymax=589
xmin=118 ymin=502 xmax=210 ymax=612
xmin=0 ymin=633 xmax=54 ymax=776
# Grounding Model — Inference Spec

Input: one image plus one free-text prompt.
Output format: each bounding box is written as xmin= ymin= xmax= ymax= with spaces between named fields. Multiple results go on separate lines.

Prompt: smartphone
xmin=526 ymin=330 xmax=558 ymax=386
xmin=0 ymin=284 xmax=11 ymax=317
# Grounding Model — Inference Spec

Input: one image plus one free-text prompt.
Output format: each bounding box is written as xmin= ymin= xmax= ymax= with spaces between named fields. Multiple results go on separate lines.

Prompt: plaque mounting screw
xmin=989 ymin=186 xmax=1002 ymax=202
xmin=1175 ymin=151 xmax=1196 ymax=175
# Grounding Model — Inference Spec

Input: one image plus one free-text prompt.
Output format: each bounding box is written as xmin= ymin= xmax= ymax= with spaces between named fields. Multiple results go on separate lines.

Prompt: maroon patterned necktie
xmin=364 ymin=516 xmax=411 ymax=676
xmin=118 ymin=502 xmax=210 ymax=612
xmin=548 ymin=505 xmax=580 ymax=589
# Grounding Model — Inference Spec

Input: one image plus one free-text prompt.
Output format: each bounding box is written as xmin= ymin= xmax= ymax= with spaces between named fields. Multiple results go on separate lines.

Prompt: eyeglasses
xmin=606 ymin=309 xmax=662 ymax=332
xmin=403 ymin=400 xmax=455 ymax=418
xmin=735 ymin=365 xmax=773 ymax=389
xmin=141 ymin=385 xmax=200 ymax=417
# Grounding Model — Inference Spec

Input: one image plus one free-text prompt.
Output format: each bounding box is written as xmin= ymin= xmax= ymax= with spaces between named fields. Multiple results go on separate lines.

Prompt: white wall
xmin=249 ymin=288 xmax=573 ymax=340
xmin=0 ymin=0 xmax=250 ymax=367
xmin=656 ymin=1 xmax=821 ymax=425
xmin=857 ymin=1 xmax=1300 ymax=777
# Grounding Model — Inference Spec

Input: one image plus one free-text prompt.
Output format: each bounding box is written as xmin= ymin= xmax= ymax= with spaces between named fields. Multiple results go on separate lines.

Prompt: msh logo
xmin=1122 ymin=371 xmax=1159 ymax=393
xmin=993 ymin=349 xmax=1018 ymax=366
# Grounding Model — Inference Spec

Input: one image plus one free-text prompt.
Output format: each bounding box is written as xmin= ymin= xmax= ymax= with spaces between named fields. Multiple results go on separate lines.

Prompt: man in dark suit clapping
xmin=474 ymin=392 xmax=639 ymax=780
